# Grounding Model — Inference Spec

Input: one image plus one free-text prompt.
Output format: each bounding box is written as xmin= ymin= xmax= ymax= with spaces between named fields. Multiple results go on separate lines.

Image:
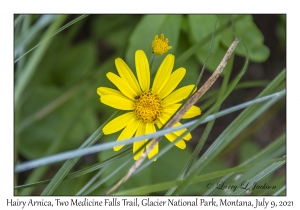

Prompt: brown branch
xmin=106 ymin=38 xmax=240 ymax=195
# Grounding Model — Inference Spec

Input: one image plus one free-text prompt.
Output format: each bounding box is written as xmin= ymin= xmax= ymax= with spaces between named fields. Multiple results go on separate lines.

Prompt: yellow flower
xmin=152 ymin=34 xmax=172 ymax=55
xmin=97 ymin=50 xmax=201 ymax=160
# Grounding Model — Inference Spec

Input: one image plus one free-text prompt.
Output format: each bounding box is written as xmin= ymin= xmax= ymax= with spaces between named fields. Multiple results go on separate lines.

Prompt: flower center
xmin=134 ymin=91 xmax=163 ymax=123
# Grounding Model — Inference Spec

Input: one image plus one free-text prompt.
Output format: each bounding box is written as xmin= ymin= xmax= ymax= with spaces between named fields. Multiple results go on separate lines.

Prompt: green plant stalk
xmin=15 ymin=15 xmax=67 ymax=107
xmin=149 ymin=54 xmax=156 ymax=72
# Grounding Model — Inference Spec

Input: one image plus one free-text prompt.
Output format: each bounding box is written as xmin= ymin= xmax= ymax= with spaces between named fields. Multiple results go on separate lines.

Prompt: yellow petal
xmin=115 ymin=58 xmax=141 ymax=94
xmin=135 ymin=50 xmax=150 ymax=91
xmin=133 ymin=122 xmax=146 ymax=160
xmin=157 ymin=113 xmax=191 ymax=140
xmin=145 ymin=123 xmax=158 ymax=160
xmin=158 ymin=67 xmax=186 ymax=99
xmin=182 ymin=105 xmax=201 ymax=119
xmin=147 ymin=140 xmax=159 ymax=160
xmin=163 ymin=104 xmax=201 ymax=119
xmin=152 ymin=54 xmax=174 ymax=94
xmin=164 ymin=132 xmax=186 ymax=149
xmin=161 ymin=104 xmax=180 ymax=117
xmin=101 ymin=95 xmax=134 ymax=110
xmin=107 ymin=72 xmax=137 ymax=100
xmin=172 ymin=122 xmax=192 ymax=140
xmin=114 ymin=118 xmax=140 ymax=151
xmin=103 ymin=112 xmax=135 ymax=135
xmin=156 ymin=120 xmax=186 ymax=149
xmin=163 ymin=85 xmax=195 ymax=107
xmin=97 ymin=87 xmax=125 ymax=98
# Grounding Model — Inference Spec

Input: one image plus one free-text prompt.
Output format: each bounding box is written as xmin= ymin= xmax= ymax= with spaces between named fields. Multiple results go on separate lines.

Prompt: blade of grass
xmin=14 ymin=14 xmax=25 ymax=27
xmin=83 ymin=159 xmax=132 ymax=195
xmin=75 ymin=166 xmax=108 ymax=195
xmin=15 ymin=15 xmax=57 ymax=59
xmin=203 ymin=133 xmax=285 ymax=195
xmin=273 ymin=186 xmax=286 ymax=196
xmin=235 ymin=80 xmax=269 ymax=89
xmin=15 ymin=15 xmax=67 ymax=106
xmin=16 ymin=15 xmax=32 ymax=77
xmin=231 ymin=157 xmax=286 ymax=195
xmin=113 ymin=157 xmax=285 ymax=195
xmin=14 ymin=14 xmax=89 ymax=63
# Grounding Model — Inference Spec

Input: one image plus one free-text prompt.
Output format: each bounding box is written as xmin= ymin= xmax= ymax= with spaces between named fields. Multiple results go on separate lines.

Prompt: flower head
xmin=151 ymin=34 xmax=172 ymax=55
xmin=97 ymin=50 xmax=201 ymax=160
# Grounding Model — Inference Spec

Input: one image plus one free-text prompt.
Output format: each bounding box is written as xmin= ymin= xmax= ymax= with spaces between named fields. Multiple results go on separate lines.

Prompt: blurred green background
xmin=14 ymin=14 xmax=286 ymax=195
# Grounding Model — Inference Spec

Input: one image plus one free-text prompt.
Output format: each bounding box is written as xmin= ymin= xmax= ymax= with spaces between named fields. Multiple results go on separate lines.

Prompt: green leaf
xmin=188 ymin=14 xmax=221 ymax=49
xmin=187 ymin=15 xmax=223 ymax=72
xmin=250 ymin=44 xmax=270 ymax=62
xmin=173 ymin=32 xmax=199 ymax=87
xmin=221 ymin=15 xmax=270 ymax=62
xmin=18 ymin=86 xmax=97 ymax=159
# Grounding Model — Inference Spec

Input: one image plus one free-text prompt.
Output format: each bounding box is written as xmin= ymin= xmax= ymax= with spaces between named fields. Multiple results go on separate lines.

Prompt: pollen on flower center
xmin=134 ymin=91 xmax=163 ymax=123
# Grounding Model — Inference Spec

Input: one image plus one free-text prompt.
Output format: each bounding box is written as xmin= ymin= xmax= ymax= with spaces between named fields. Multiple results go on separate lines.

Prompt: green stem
xmin=149 ymin=54 xmax=156 ymax=71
